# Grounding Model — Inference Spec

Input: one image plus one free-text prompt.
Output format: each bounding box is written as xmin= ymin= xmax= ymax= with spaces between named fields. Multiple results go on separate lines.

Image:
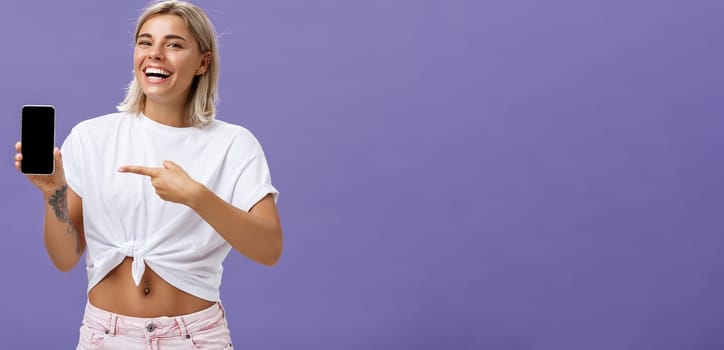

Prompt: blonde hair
xmin=117 ymin=0 xmax=219 ymax=126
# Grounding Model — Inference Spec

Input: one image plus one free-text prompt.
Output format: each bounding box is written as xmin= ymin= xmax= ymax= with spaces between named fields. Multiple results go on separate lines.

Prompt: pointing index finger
xmin=118 ymin=165 xmax=161 ymax=177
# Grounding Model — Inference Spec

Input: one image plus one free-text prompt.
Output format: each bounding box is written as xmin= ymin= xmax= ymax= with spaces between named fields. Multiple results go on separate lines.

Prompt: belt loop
xmin=176 ymin=316 xmax=191 ymax=340
xmin=218 ymin=302 xmax=226 ymax=319
xmin=107 ymin=314 xmax=118 ymax=336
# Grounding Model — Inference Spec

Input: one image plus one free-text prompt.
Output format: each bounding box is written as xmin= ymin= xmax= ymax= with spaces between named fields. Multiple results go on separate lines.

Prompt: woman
xmin=14 ymin=1 xmax=282 ymax=348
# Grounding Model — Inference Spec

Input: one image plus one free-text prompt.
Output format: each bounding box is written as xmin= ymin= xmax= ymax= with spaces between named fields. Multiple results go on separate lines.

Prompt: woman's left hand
xmin=118 ymin=160 xmax=202 ymax=205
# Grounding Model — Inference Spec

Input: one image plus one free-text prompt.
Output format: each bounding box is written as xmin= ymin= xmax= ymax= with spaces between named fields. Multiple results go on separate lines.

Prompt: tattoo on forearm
xmin=48 ymin=185 xmax=82 ymax=255
xmin=48 ymin=186 xmax=69 ymax=222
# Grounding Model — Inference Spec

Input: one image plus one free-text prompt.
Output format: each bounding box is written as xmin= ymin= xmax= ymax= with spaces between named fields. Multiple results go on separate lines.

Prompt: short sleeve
xmin=230 ymin=141 xmax=279 ymax=212
xmin=60 ymin=127 xmax=84 ymax=197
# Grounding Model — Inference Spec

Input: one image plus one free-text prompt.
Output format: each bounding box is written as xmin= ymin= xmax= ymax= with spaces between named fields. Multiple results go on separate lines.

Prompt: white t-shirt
xmin=61 ymin=112 xmax=278 ymax=302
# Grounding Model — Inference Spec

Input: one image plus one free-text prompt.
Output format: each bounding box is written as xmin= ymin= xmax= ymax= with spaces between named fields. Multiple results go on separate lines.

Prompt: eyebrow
xmin=137 ymin=33 xmax=188 ymax=42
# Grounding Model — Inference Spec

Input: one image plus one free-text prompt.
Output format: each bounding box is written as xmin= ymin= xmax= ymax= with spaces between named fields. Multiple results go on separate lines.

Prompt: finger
xmin=118 ymin=165 xmax=160 ymax=177
xmin=15 ymin=148 xmax=23 ymax=171
xmin=162 ymin=160 xmax=179 ymax=170
xmin=53 ymin=148 xmax=63 ymax=171
xmin=15 ymin=142 xmax=21 ymax=152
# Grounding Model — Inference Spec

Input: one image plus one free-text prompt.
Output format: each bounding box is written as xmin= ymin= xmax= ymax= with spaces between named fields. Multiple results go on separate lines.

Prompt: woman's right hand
xmin=14 ymin=142 xmax=68 ymax=196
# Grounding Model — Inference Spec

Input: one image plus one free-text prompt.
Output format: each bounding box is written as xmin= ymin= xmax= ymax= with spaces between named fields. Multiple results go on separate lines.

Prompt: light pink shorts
xmin=76 ymin=301 xmax=233 ymax=349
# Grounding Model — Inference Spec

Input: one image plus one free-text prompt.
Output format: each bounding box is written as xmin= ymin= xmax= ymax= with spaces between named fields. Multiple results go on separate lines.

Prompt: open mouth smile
xmin=144 ymin=67 xmax=173 ymax=82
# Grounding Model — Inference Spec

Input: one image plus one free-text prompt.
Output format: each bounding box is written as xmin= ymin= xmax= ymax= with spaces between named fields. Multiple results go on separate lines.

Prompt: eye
xmin=167 ymin=42 xmax=183 ymax=49
xmin=137 ymin=40 xmax=152 ymax=47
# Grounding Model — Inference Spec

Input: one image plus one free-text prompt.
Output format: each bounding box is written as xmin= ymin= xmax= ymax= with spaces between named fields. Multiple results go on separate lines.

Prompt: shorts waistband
xmin=82 ymin=301 xmax=225 ymax=339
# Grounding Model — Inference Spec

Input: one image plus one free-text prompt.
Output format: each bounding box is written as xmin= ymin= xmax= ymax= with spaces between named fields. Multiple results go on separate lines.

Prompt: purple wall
xmin=1 ymin=0 xmax=723 ymax=348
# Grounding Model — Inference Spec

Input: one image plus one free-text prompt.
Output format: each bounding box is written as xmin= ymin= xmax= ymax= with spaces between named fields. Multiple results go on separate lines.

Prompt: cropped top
xmin=61 ymin=112 xmax=278 ymax=301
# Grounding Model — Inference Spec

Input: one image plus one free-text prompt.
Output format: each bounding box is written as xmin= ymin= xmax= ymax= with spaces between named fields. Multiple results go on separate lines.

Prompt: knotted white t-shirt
xmin=61 ymin=112 xmax=278 ymax=302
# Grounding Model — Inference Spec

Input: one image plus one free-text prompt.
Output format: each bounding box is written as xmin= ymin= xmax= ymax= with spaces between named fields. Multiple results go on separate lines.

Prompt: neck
xmin=143 ymin=100 xmax=187 ymax=127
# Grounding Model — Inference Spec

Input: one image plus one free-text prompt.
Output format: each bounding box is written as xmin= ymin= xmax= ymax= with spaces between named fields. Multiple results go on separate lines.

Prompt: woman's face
xmin=133 ymin=14 xmax=209 ymax=108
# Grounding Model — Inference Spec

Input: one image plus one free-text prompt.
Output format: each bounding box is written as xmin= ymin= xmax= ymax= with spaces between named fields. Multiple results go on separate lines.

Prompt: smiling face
xmin=133 ymin=14 xmax=210 ymax=110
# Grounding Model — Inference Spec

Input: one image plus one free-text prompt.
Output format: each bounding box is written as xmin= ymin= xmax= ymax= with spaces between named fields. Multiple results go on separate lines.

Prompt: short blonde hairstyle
xmin=117 ymin=0 xmax=219 ymax=127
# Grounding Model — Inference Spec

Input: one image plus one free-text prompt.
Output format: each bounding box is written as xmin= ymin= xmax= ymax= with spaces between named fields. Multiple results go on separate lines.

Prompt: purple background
xmin=1 ymin=0 xmax=723 ymax=349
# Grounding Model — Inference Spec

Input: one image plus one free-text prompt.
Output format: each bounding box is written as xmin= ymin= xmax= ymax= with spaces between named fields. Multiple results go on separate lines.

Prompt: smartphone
xmin=21 ymin=105 xmax=56 ymax=175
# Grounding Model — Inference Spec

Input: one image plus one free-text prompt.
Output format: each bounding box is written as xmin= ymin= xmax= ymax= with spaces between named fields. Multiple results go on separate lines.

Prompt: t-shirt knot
xmin=119 ymin=240 xmax=147 ymax=286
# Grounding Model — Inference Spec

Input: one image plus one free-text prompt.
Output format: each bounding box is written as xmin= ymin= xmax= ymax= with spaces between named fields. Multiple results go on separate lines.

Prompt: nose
xmin=148 ymin=45 xmax=163 ymax=60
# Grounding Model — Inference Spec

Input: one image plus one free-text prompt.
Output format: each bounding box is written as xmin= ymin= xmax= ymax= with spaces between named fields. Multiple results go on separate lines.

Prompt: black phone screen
xmin=21 ymin=105 xmax=55 ymax=175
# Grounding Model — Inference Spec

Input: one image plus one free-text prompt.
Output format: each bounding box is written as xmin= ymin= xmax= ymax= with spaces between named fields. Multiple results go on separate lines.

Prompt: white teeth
xmin=145 ymin=67 xmax=172 ymax=76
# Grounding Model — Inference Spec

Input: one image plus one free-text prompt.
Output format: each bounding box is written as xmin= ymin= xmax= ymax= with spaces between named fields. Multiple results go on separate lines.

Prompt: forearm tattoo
xmin=48 ymin=185 xmax=82 ymax=255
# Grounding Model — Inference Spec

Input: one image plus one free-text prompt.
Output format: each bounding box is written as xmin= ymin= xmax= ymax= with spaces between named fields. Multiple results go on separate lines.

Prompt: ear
xmin=195 ymin=52 xmax=212 ymax=76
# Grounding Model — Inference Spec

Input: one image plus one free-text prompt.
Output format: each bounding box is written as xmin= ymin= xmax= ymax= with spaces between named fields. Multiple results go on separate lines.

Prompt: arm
xmin=189 ymin=191 xmax=282 ymax=266
xmin=119 ymin=160 xmax=282 ymax=266
xmin=15 ymin=144 xmax=86 ymax=271
xmin=43 ymin=184 xmax=86 ymax=271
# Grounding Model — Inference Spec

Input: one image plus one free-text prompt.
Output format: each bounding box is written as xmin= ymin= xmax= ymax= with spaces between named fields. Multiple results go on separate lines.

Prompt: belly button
xmin=144 ymin=287 xmax=150 ymax=295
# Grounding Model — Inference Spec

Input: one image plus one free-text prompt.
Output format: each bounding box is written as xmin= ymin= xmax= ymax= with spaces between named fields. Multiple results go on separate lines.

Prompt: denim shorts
xmin=76 ymin=301 xmax=233 ymax=349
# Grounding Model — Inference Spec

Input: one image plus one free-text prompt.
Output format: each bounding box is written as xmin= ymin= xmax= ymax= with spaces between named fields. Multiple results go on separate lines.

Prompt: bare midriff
xmin=88 ymin=257 xmax=215 ymax=317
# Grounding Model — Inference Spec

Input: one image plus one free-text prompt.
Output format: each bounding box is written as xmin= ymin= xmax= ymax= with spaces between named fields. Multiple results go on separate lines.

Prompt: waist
xmin=88 ymin=257 xmax=215 ymax=317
